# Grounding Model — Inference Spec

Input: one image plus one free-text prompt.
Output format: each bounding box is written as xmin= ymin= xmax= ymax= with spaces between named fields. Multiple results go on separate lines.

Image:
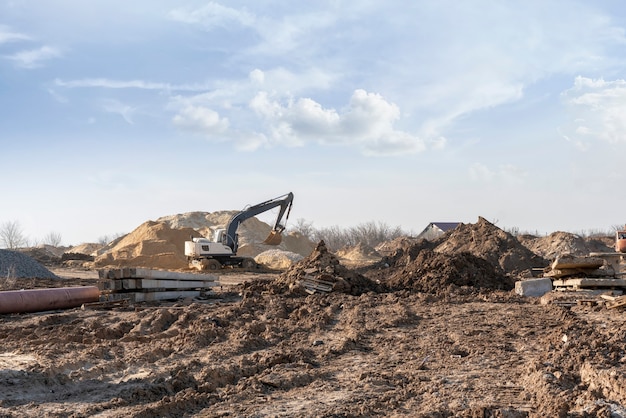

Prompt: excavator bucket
xmin=263 ymin=230 xmax=283 ymax=245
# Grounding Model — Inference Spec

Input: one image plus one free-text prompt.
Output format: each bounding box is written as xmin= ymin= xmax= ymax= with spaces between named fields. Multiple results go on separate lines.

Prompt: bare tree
xmin=42 ymin=231 xmax=63 ymax=247
xmin=291 ymin=218 xmax=315 ymax=240
xmin=308 ymin=221 xmax=406 ymax=251
xmin=0 ymin=220 xmax=27 ymax=249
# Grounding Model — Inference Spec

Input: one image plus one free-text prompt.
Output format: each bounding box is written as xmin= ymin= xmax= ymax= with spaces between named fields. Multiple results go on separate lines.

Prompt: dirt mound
xmin=94 ymin=221 xmax=201 ymax=270
xmin=518 ymin=232 xmax=614 ymax=260
xmin=382 ymin=248 xmax=511 ymax=294
xmin=17 ymin=247 xmax=62 ymax=266
xmin=157 ymin=211 xmax=315 ymax=258
xmin=67 ymin=243 xmax=103 ymax=257
xmin=375 ymin=236 xmax=434 ymax=256
xmin=252 ymin=241 xmax=379 ymax=296
xmin=254 ymin=249 xmax=304 ymax=270
xmin=0 ymin=249 xmax=58 ymax=279
xmin=434 ymin=217 xmax=547 ymax=275
xmin=336 ymin=242 xmax=382 ymax=267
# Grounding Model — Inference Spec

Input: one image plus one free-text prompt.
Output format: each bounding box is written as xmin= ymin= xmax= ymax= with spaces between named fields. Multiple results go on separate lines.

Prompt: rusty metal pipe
xmin=0 ymin=286 xmax=100 ymax=314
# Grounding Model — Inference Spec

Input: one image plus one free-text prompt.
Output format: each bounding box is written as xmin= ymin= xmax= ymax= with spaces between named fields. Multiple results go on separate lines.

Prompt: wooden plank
xmin=606 ymin=295 xmax=626 ymax=309
xmin=552 ymin=278 xmax=626 ymax=288
xmin=301 ymin=279 xmax=333 ymax=293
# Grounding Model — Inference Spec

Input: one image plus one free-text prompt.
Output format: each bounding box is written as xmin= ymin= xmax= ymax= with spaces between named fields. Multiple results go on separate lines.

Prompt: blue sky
xmin=1 ymin=1 xmax=626 ymax=246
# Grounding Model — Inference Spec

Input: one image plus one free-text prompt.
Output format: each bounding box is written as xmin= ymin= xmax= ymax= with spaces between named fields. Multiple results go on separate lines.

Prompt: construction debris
xmin=98 ymin=267 xmax=218 ymax=302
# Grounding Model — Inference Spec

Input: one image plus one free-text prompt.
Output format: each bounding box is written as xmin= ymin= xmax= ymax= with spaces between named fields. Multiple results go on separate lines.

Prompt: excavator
xmin=184 ymin=192 xmax=294 ymax=270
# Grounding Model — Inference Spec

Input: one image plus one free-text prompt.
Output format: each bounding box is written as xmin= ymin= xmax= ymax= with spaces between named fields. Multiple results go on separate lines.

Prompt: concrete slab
xmin=515 ymin=278 xmax=553 ymax=297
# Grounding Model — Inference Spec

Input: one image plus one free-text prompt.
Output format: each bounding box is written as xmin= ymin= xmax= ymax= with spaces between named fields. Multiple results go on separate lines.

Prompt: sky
xmin=2 ymin=1 xmax=626 ymax=246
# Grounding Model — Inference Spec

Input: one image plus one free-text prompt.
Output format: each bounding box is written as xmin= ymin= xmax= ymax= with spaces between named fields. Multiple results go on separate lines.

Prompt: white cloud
xmin=169 ymin=2 xmax=254 ymax=29
xmin=5 ymin=45 xmax=61 ymax=68
xmin=561 ymin=76 xmax=626 ymax=145
xmin=55 ymin=78 xmax=208 ymax=92
xmin=0 ymin=25 xmax=30 ymax=44
xmin=172 ymin=105 xmax=229 ymax=135
xmin=46 ymin=88 xmax=68 ymax=104
xmin=469 ymin=163 xmax=494 ymax=182
xmin=469 ymin=163 xmax=526 ymax=184
xmin=102 ymin=99 xmax=136 ymax=125
xmin=249 ymin=89 xmax=425 ymax=155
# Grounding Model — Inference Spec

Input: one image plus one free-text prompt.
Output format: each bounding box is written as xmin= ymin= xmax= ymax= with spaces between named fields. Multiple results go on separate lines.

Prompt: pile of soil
xmin=66 ymin=243 xmax=103 ymax=257
xmin=434 ymin=217 xmax=548 ymax=275
xmin=336 ymin=242 xmax=382 ymax=267
xmin=375 ymin=236 xmax=434 ymax=256
xmin=518 ymin=231 xmax=614 ymax=260
xmin=254 ymin=249 xmax=304 ymax=270
xmin=367 ymin=247 xmax=510 ymax=294
xmin=158 ymin=211 xmax=316 ymax=258
xmin=93 ymin=221 xmax=201 ymax=270
xmin=254 ymin=241 xmax=380 ymax=296
xmin=93 ymin=212 xmax=316 ymax=270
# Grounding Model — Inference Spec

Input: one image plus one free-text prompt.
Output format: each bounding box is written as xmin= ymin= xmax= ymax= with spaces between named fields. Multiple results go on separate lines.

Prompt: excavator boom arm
xmin=223 ymin=192 xmax=294 ymax=252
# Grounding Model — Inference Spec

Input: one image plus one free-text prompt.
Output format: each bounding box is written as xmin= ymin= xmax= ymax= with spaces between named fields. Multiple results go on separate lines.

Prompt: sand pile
xmin=254 ymin=249 xmax=304 ymax=270
xmin=434 ymin=216 xmax=547 ymax=275
xmin=157 ymin=211 xmax=315 ymax=258
xmin=0 ymin=250 xmax=58 ymax=279
xmin=336 ymin=242 xmax=382 ymax=267
xmin=67 ymin=243 xmax=103 ymax=257
xmin=517 ymin=232 xmax=614 ymax=260
xmin=375 ymin=236 xmax=434 ymax=256
xmin=94 ymin=221 xmax=201 ymax=270
xmin=255 ymin=241 xmax=378 ymax=296
xmin=94 ymin=211 xmax=315 ymax=270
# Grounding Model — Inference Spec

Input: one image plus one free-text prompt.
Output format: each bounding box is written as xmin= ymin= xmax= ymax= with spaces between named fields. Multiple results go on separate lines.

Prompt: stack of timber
xmin=98 ymin=267 xmax=218 ymax=302
xmin=547 ymin=254 xmax=626 ymax=291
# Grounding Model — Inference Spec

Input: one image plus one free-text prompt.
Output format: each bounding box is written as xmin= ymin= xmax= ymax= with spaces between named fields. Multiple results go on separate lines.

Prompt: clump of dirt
xmin=249 ymin=241 xmax=379 ymax=296
xmin=518 ymin=231 xmax=614 ymax=260
xmin=434 ymin=216 xmax=547 ymax=275
xmin=94 ymin=221 xmax=201 ymax=270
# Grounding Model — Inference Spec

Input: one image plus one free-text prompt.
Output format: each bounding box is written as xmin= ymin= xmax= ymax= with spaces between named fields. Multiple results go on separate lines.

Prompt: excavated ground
xmin=2 ymin=277 xmax=626 ymax=417
xmin=1 ymin=219 xmax=624 ymax=417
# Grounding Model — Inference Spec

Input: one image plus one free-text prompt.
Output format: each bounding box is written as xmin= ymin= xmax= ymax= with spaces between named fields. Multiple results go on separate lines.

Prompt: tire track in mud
xmin=2 ymin=289 xmax=626 ymax=417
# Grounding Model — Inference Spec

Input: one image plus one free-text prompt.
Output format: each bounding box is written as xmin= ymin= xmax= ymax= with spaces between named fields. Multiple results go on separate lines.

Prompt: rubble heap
xmin=257 ymin=241 xmax=379 ymax=296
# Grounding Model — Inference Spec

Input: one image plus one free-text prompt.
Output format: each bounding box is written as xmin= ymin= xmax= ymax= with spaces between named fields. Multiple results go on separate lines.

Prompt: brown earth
xmin=0 ymin=217 xmax=625 ymax=417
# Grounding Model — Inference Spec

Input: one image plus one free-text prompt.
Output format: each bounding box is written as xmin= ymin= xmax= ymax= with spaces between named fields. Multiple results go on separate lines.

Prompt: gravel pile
xmin=0 ymin=250 xmax=58 ymax=279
